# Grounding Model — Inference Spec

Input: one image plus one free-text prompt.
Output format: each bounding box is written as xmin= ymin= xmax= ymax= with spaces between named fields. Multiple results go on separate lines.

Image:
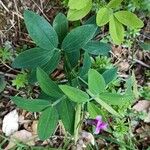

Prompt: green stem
xmin=78 ymin=76 xmax=88 ymax=85
xmin=74 ymin=104 xmax=82 ymax=145
xmin=51 ymin=95 xmax=66 ymax=107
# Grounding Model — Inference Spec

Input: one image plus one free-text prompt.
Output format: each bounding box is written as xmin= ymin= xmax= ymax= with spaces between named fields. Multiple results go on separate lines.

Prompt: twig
xmin=13 ymin=0 xmax=21 ymax=35
xmin=40 ymin=0 xmax=44 ymax=10
xmin=30 ymin=0 xmax=51 ymax=22
xmin=19 ymin=38 xmax=35 ymax=44
xmin=2 ymin=23 xmax=17 ymax=34
xmin=6 ymin=85 xmax=18 ymax=92
xmin=128 ymin=56 xmax=150 ymax=68
xmin=13 ymin=11 xmax=23 ymax=19
xmin=134 ymin=58 xmax=150 ymax=68
xmin=0 ymin=71 xmax=16 ymax=78
xmin=0 ymin=0 xmax=9 ymax=12
xmin=1 ymin=61 xmax=20 ymax=73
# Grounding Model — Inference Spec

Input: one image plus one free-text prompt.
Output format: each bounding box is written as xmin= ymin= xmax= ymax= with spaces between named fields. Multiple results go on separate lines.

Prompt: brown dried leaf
xmin=112 ymin=46 xmax=122 ymax=57
xmin=118 ymin=61 xmax=130 ymax=72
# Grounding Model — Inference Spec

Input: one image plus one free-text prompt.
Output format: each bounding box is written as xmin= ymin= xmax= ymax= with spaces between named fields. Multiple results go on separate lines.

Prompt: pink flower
xmin=87 ymin=116 xmax=107 ymax=134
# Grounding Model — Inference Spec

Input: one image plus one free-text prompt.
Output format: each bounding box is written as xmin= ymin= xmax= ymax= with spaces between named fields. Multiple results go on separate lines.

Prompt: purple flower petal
xmin=87 ymin=115 xmax=108 ymax=134
xmin=94 ymin=125 xmax=101 ymax=134
xmin=99 ymin=122 xmax=107 ymax=130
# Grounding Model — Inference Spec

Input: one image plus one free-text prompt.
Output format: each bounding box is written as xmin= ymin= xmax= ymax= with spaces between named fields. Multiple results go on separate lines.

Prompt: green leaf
xmin=65 ymin=50 xmax=80 ymax=69
xmin=53 ymin=13 xmax=68 ymax=43
xmin=87 ymin=102 xmax=102 ymax=118
xmin=28 ymin=50 xmax=61 ymax=83
xmin=82 ymin=41 xmax=111 ymax=56
xmin=11 ymin=96 xmax=50 ymax=112
xmin=0 ymin=75 xmax=6 ymax=92
xmin=58 ymin=98 xmax=75 ymax=134
xmin=38 ymin=107 xmax=58 ymax=140
xmin=96 ymin=7 xmax=112 ymax=26
xmin=42 ymin=50 xmax=61 ymax=73
xmin=84 ymin=15 xmax=96 ymax=25
xmin=87 ymin=90 xmax=120 ymax=117
xmin=139 ymin=42 xmax=150 ymax=51
xmin=67 ymin=0 xmax=92 ymax=21
xmin=114 ymin=11 xmax=144 ymax=29
xmin=107 ymin=0 xmax=123 ymax=8
xmin=12 ymin=47 xmax=54 ymax=69
xmin=59 ymin=85 xmax=89 ymax=103
xmin=24 ymin=10 xmax=58 ymax=50
xmin=88 ymin=69 xmax=106 ymax=95
xmin=12 ymin=72 xmax=28 ymax=89
xmin=102 ymin=67 xmax=117 ymax=84
xmin=62 ymin=24 xmax=97 ymax=52
xmin=68 ymin=0 xmax=90 ymax=10
xmin=0 ymin=48 xmax=12 ymax=62
xmin=109 ymin=15 xmax=124 ymax=45
xmin=99 ymin=92 xmax=134 ymax=106
xmin=38 ymin=92 xmax=55 ymax=102
xmin=95 ymin=96 xmax=120 ymax=116
xmin=36 ymin=67 xmax=63 ymax=98
xmin=79 ymin=52 xmax=91 ymax=76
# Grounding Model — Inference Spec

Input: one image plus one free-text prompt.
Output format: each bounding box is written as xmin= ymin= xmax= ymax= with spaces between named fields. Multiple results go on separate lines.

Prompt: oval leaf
xmin=102 ymin=67 xmax=117 ymax=84
xmin=58 ymin=98 xmax=75 ymax=134
xmin=65 ymin=50 xmax=80 ymax=69
xmin=99 ymin=92 xmax=134 ymax=106
xmin=107 ymin=0 xmax=123 ymax=8
xmin=24 ymin=10 xmax=58 ymax=50
xmin=84 ymin=15 xmax=96 ymax=25
xmin=28 ymin=50 xmax=61 ymax=83
xmin=67 ymin=0 xmax=92 ymax=21
xmin=62 ymin=24 xmax=97 ymax=52
xmin=88 ymin=69 xmax=106 ymax=95
xmin=96 ymin=7 xmax=112 ymax=26
xmin=68 ymin=0 xmax=89 ymax=10
xmin=37 ymin=67 xmax=63 ymax=98
xmin=59 ymin=85 xmax=89 ymax=103
xmin=114 ymin=11 xmax=144 ymax=29
xmin=38 ymin=107 xmax=58 ymax=140
xmin=53 ymin=13 xmax=68 ymax=43
xmin=42 ymin=50 xmax=61 ymax=73
xmin=79 ymin=52 xmax=91 ymax=76
xmin=87 ymin=102 xmax=103 ymax=118
xmin=109 ymin=15 xmax=124 ymax=45
xmin=82 ymin=41 xmax=111 ymax=56
xmin=88 ymin=91 xmax=120 ymax=117
xmin=11 ymin=96 xmax=50 ymax=112
xmin=12 ymin=47 xmax=54 ymax=69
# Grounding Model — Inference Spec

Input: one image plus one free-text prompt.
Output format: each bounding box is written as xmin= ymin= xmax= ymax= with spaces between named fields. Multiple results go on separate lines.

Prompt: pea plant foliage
xmin=11 ymin=10 xmax=135 ymax=141
xmin=67 ymin=0 xmax=144 ymax=45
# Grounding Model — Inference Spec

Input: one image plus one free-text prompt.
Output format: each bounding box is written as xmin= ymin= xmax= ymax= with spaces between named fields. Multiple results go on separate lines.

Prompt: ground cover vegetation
xmin=0 ymin=0 xmax=150 ymax=149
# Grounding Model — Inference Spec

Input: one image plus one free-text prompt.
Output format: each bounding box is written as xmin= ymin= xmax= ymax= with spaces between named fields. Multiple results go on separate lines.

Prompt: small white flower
xmin=2 ymin=109 xmax=19 ymax=136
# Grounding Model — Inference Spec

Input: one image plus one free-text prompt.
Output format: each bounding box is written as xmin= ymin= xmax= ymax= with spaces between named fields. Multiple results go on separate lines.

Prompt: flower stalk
xmin=74 ymin=103 xmax=82 ymax=145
